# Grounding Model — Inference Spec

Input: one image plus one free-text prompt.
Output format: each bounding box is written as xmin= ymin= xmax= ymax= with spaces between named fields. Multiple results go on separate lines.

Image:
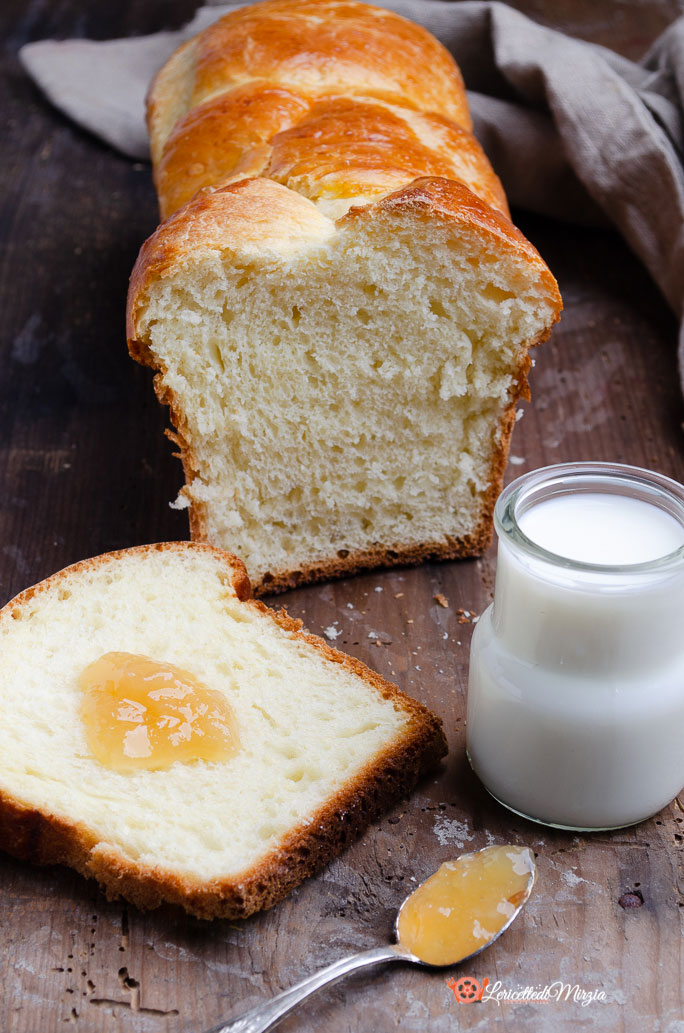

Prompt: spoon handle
xmin=206 ymin=944 xmax=408 ymax=1033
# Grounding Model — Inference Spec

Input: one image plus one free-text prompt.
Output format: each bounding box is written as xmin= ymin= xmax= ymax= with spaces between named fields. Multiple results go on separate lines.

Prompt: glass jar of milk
xmin=466 ymin=462 xmax=684 ymax=830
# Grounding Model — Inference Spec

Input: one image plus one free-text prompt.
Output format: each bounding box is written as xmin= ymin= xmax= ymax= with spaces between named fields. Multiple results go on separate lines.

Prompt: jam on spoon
xmin=208 ymin=844 xmax=536 ymax=1033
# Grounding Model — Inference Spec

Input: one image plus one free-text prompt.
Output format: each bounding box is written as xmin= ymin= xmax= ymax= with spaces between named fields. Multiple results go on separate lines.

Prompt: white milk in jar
xmin=466 ymin=462 xmax=684 ymax=830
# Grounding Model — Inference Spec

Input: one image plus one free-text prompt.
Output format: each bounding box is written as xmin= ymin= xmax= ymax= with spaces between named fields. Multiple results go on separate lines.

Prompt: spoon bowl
xmin=394 ymin=843 xmax=536 ymax=967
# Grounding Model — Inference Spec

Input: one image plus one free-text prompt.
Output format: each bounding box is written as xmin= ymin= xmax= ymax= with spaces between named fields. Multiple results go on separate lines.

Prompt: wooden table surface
xmin=2 ymin=1 xmax=684 ymax=1031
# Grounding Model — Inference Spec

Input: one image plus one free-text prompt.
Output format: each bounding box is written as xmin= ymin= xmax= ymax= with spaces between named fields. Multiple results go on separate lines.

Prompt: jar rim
xmin=495 ymin=461 xmax=684 ymax=574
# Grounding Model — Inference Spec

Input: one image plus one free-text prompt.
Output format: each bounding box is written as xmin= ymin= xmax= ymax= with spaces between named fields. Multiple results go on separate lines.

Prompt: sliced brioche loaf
xmin=128 ymin=0 xmax=562 ymax=594
xmin=0 ymin=542 xmax=445 ymax=919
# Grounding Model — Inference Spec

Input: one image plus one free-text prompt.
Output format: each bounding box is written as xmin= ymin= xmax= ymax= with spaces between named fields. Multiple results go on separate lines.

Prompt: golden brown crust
xmin=156 ymin=83 xmax=311 ymax=219
xmin=187 ymin=0 xmax=469 ymax=127
xmin=155 ymin=87 xmax=507 ymax=222
xmin=264 ymin=98 xmax=509 ymax=217
xmin=0 ymin=543 xmax=446 ymax=918
xmin=145 ymin=0 xmax=499 ymax=221
xmin=149 ymin=0 xmax=471 ymax=163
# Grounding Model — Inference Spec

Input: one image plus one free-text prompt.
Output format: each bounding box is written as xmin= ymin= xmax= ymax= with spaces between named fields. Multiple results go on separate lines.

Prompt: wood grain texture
xmin=1 ymin=1 xmax=684 ymax=1031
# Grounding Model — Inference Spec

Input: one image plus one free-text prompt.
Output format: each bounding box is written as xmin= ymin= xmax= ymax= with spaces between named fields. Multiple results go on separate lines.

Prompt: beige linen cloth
xmin=20 ymin=1 xmax=684 ymax=386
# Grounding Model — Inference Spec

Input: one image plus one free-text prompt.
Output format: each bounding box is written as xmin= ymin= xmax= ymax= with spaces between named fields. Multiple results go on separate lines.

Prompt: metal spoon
xmin=205 ymin=844 xmax=536 ymax=1033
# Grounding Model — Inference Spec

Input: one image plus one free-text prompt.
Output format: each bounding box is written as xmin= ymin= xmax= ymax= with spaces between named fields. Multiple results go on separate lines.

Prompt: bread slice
xmin=127 ymin=0 xmax=561 ymax=596
xmin=0 ymin=542 xmax=445 ymax=919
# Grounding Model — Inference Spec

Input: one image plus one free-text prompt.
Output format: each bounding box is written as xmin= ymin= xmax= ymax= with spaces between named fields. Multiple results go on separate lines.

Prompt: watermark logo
xmin=446 ymin=977 xmax=609 ymax=1007
xmin=446 ymin=976 xmax=490 ymax=1003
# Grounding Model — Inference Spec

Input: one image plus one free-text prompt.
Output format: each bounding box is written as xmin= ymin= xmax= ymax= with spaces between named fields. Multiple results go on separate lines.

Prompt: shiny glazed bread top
xmin=147 ymin=0 xmax=509 ymax=220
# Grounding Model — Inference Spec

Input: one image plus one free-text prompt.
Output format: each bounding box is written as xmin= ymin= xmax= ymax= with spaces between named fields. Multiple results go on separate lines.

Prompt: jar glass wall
xmin=466 ymin=462 xmax=684 ymax=831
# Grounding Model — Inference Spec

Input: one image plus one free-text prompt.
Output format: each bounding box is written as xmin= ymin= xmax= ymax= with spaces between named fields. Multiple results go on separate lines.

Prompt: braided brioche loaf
xmin=128 ymin=0 xmax=562 ymax=594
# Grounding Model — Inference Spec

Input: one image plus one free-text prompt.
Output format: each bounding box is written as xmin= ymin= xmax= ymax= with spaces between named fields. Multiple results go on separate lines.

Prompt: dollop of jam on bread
xmin=79 ymin=651 xmax=239 ymax=771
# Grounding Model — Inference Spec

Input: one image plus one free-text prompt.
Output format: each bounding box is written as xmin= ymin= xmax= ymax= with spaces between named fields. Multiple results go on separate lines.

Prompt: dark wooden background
xmin=2 ymin=1 xmax=684 ymax=1031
